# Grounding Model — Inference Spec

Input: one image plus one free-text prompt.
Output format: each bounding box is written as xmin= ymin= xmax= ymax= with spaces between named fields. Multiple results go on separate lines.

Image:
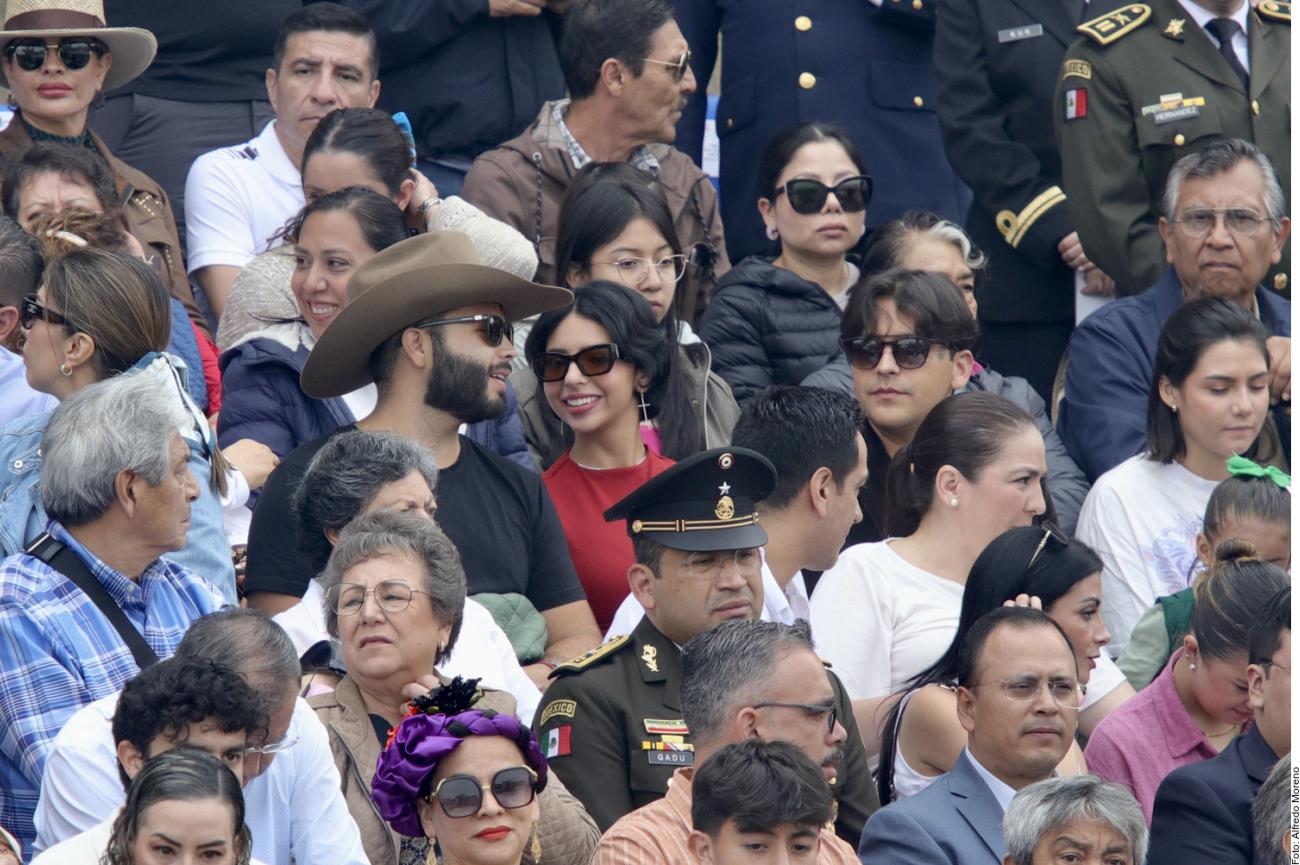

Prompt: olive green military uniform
xmin=1054 ymin=0 xmax=1290 ymax=296
xmin=534 ymin=616 xmax=879 ymax=843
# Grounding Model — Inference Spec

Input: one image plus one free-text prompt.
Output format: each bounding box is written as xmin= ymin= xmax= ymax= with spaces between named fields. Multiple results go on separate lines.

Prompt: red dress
xmin=543 ymin=450 xmax=675 ymax=631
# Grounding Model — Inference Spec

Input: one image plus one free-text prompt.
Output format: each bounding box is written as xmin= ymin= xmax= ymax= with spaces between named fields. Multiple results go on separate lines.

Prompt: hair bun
xmin=1212 ymin=537 xmax=1260 ymax=564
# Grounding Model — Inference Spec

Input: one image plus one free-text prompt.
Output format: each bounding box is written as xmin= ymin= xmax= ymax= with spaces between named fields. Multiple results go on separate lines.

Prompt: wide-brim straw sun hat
xmin=300 ymin=231 xmax=573 ymax=399
xmin=0 ymin=0 xmax=157 ymax=91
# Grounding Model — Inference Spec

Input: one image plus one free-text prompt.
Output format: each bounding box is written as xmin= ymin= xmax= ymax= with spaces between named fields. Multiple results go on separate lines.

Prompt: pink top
xmin=1083 ymin=648 xmax=1229 ymax=823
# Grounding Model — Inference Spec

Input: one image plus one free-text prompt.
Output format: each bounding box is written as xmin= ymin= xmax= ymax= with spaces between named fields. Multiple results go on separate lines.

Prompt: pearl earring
xmin=949 ymin=498 xmax=959 ymax=507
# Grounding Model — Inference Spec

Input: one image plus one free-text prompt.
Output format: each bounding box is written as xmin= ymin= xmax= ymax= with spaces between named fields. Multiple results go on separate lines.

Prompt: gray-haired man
xmin=591 ymin=620 xmax=859 ymax=865
xmin=1001 ymin=776 xmax=1147 ymax=865
xmin=0 ymin=372 xmax=225 ymax=854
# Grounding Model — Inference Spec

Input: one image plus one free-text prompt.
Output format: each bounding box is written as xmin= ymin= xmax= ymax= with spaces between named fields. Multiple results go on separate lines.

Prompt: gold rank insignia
xmin=1078 ymin=4 xmax=1151 ymax=44
xmin=642 ymin=644 xmax=659 ymax=672
xmin=1163 ymin=18 xmax=1185 ymax=37
xmin=1258 ymin=1 xmax=1290 ymax=22
xmin=549 ymin=634 xmax=630 ymax=676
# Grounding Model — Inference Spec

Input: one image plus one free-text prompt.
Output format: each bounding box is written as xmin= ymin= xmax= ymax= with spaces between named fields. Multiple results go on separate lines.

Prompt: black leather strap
xmin=26 ymin=532 xmax=159 ymax=669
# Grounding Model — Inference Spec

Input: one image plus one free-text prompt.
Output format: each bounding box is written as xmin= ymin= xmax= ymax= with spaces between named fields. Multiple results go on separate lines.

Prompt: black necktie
xmin=1204 ymin=17 xmax=1250 ymax=89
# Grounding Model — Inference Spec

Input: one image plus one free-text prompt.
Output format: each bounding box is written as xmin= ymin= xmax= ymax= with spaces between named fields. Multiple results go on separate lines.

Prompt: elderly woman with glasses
xmin=1002 ymin=776 xmax=1148 ymax=865
xmin=372 ymin=678 xmax=549 ymax=865
xmin=309 ymin=510 xmax=597 ymax=865
xmin=0 ymin=0 xmax=203 ymax=334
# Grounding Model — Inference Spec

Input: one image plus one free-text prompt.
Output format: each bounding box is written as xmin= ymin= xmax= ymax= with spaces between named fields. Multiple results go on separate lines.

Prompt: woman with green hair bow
xmin=1117 ymin=455 xmax=1291 ymax=689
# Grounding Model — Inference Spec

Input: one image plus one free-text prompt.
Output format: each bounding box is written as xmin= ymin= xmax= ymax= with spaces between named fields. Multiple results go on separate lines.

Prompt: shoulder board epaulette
xmin=1077 ymin=4 xmax=1151 ymax=44
xmin=549 ymin=635 xmax=631 ymax=677
xmin=1258 ymin=1 xmax=1290 ymax=23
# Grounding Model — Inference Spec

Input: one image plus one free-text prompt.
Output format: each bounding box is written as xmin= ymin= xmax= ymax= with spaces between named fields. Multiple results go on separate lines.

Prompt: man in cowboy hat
xmin=534 ymin=447 xmax=879 ymax=843
xmin=244 ymin=231 xmax=604 ymax=690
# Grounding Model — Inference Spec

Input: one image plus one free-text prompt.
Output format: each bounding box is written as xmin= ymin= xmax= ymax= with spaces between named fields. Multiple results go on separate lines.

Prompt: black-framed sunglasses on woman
xmin=840 ymin=335 xmax=941 ymax=371
xmin=535 ymin=343 xmax=623 ymax=383
xmin=19 ymin=295 xmax=73 ymax=330
xmin=776 ymin=175 xmax=873 ymax=214
xmin=426 ymin=765 xmax=540 ymax=818
xmin=4 ymin=38 xmax=107 ymax=71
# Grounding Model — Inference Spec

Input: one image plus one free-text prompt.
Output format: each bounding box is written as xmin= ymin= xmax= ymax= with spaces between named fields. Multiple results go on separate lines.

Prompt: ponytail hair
xmin=1188 ymin=539 xmax=1288 ymax=662
xmin=1202 ymin=472 xmax=1290 ymax=544
xmin=883 ymin=391 xmax=1037 ymax=537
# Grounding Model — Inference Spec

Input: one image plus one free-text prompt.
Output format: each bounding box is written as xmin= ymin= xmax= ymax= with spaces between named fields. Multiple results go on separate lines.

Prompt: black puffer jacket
xmin=698 ymin=255 xmax=844 ymax=405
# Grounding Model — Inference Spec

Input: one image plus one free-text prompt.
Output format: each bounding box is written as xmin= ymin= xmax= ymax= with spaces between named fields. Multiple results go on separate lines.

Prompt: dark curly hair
xmin=111 ymin=657 xmax=268 ymax=791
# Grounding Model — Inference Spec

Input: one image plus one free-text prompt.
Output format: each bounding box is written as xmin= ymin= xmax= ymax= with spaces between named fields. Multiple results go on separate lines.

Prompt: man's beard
xmin=423 ymin=348 xmax=508 ymax=424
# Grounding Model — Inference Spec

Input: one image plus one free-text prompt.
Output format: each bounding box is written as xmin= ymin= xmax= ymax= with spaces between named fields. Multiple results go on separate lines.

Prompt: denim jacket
xmin=0 ymin=365 xmax=237 ymax=602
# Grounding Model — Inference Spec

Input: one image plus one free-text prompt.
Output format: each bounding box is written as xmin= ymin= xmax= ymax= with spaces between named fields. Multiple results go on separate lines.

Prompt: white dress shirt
xmin=33 ymin=696 xmax=367 ymax=865
xmin=964 ymin=748 xmax=1019 ymax=814
xmin=1177 ymin=0 xmax=1251 ymax=72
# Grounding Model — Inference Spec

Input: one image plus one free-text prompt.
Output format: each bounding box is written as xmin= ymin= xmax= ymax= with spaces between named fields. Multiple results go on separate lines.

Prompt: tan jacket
xmin=461 ymin=100 xmax=730 ymax=327
xmin=310 ymin=675 xmax=600 ymax=865
xmin=0 ymin=116 xmax=206 ymax=335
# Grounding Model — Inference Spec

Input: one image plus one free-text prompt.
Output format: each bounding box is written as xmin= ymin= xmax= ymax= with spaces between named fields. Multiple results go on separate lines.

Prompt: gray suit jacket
xmin=857 ymin=751 xmax=1005 ymax=865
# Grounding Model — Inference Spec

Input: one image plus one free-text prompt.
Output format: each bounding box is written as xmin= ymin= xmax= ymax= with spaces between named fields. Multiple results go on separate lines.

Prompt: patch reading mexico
xmin=539 ymin=700 xmax=577 ymax=725
xmin=1062 ymin=59 xmax=1091 ymax=80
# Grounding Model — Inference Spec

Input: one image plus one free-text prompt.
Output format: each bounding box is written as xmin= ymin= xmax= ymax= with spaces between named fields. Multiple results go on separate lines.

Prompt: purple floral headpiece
xmin=371 ymin=677 xmax=549 ymax=837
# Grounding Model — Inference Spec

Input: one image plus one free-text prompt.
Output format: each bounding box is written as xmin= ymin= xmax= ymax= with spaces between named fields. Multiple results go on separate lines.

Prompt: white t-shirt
xmin=1076 ymin=455 xmax=1217 ymax=656
xmin=274 ymin=582 xmax=542 ymax=724
xmin=809 ymin=541 xmax=964 ymax=700
xmin=184 ymin=119 xmax=304 ymax=273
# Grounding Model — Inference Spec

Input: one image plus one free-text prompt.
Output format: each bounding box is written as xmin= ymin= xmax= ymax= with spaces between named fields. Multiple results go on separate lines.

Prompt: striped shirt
xmin=0 ymin=521 xmax=224 ymax=857
xmin=592 ymin=768 xmax=858 ymax=865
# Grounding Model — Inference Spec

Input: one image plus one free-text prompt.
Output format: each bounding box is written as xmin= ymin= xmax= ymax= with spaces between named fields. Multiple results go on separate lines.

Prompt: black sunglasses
xmin=775 ymin=175 xmax=873 ymax=215
xmin=841 ymin=335 xmax=941 ymax=371
xmin=5 ymin=38 xmax=106 ymax=72
xmin=20 ymin=295 xmax=73 ymax=330
xmin=536 ymin=343 xmax=623 ymax=383
xmin=413 ymin=313 xmax=512 ymax=347
xmin=426 ymin=765 xmax=539 ymax=818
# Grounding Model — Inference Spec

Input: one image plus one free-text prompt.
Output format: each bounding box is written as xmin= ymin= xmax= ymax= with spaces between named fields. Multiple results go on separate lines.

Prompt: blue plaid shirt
xmin=0 ymin=521 xmax=224 ymax=858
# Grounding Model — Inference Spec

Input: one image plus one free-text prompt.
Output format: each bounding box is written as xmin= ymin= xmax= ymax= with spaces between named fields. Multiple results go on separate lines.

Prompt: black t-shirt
xmin=106 ymin=0 xmax=300 ymax=101
xmin=244 ymin=426 xmax=587 ymax=613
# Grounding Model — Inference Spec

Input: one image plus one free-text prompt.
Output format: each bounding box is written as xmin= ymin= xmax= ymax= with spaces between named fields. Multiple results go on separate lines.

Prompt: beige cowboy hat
xmin=0 ymin=0 xmax=157 ymax=91
xmin=301 ymin=231 xmax=573 ymax=399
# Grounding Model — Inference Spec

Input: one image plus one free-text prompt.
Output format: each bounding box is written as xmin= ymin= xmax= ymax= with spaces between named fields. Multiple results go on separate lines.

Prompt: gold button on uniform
xmin=912 ymin=0 xmax=923 ymax=8
xmin=795 ymin=15 xmax=812 ymax=30
xmin=1275 ymin=273 xmax=1288 ymax=291
xmin=799 ymin=72 xmax=816 ymax=89
xmin=1173 ymin=133 xmax=1186 ymax=146
xmin=1252 ymin=100 xmax=1260 ymax=115
xmin=913 ymin=95 xmax=924 ymax=107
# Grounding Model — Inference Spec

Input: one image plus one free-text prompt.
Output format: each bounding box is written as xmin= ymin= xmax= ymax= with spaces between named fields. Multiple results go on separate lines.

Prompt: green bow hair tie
xmin=1225 ymin=455 xmax=1291 ymax=489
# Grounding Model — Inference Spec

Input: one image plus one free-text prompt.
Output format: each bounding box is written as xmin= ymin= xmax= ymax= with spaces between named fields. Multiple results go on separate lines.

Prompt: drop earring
xmin=638 ymin=388 xmax=651 ymax=425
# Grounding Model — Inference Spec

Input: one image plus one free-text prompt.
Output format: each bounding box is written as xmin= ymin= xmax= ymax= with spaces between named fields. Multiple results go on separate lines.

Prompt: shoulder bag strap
xmin=26 ymin=532 xmax=160 ymax=669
